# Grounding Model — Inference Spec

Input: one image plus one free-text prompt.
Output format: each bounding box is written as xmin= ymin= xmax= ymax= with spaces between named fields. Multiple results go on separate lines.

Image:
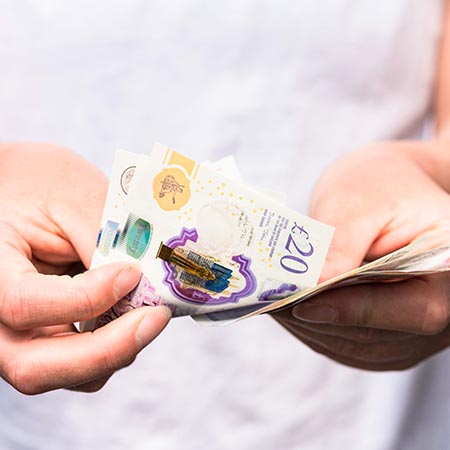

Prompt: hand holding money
xmin=88 ymin=141 xmax=450 ymax=343
xmin=85 ymin=143 xmax=334 ymax=329
xmin=275 ymin=142 xmax=450 ymax=370
xmin=0 ymin=143 xmax=170 ymax=394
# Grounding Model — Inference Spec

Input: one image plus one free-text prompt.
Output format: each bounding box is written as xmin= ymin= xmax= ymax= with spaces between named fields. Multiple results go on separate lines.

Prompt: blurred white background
xmin=0 ymin=1 xmax=447 ymax=450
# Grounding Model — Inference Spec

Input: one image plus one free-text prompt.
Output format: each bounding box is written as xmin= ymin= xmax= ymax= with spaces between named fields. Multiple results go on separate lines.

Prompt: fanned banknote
xmin=81 ymin=144 xmax=334 ymax=330
xmin=222 ymin=234 xmax=450 ymax=323
xmin=81 ymin=144 xmax=450 ymax=330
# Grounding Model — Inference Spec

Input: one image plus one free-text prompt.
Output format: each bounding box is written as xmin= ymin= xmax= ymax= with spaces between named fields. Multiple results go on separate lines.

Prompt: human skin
xmin=274 ymin=142 xmax=450 ymax=370
xmin=274 ymin=2 xmax=450 ymax=370
xmin=0 ymin=143 xmax=171 ymax=394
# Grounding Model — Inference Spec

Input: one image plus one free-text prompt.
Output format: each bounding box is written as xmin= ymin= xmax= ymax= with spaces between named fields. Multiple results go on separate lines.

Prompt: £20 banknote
xmin=81 ymin=144 xmax=334 ymax=330
xmin=82 ymin=144 xmax=450 ymax=330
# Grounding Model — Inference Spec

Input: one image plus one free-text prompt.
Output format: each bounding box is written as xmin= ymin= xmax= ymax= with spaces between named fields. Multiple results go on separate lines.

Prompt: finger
xmin=66 ymin=353 xmax=138 ymax=393
xmin=0 ymin=259 xmax=143 ymax=329
xmin=308 ymin=149 xmax=450 ymax=282
xmin=309 ymin=154 xmax=390 ymax=281
xmin=282 ymin=323 xmax=413 ymax=362
xmin=313 ymin=211 xmax=381 ymax=282
xmin=0 ymin=305 xmax=171 ymax=395
xmin=281 ymin=320 xmax=450 ymax=371
xmin=291 ymin=273 xmax=450 ymax=334
xmin=280 ymin=321 xmax=415 ymax=371
xmin=3 ymin=144 xmax=108 ymax=268
xmin=274 ymin=313 xmax=413 ymax=343
xmin=48 ymin=149 xmax=108 ymax=267
xmin=18 ymin=323 xmax=115 ymax=393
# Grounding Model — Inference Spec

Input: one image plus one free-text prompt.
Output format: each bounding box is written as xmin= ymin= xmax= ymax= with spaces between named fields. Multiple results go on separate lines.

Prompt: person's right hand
xmin=0 ymin=142 xmax=171 ymax=394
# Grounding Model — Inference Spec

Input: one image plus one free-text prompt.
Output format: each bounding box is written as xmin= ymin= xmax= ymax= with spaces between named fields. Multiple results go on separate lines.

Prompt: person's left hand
xmin=274 ymin=141 xmax=450 ymax=371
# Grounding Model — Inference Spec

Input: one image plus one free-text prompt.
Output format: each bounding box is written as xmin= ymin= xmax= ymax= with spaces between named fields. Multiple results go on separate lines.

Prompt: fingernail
xmin=114 ymin=265 xmax=142 ymax=299
xmin=135 ymin=306 xmax=172 ymax=350
xmin=292 ymin=304 xmax=337 ymax=323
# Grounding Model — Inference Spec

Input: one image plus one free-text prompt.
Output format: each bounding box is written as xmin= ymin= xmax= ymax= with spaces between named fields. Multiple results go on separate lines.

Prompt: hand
xmin=274 ymin=141 xmax=450 ymax=370
xmin=0 ymin=143 xmax=171 ymax=394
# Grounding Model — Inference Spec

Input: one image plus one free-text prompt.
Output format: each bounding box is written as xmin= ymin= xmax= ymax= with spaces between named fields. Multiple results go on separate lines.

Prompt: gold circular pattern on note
xmin=153 ymin=167 xmax=191 ymax=211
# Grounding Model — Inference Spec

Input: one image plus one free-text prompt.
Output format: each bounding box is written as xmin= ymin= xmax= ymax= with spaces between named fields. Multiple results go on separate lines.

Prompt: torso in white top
xmin=0 ymin=1 xmax=446 ymax=449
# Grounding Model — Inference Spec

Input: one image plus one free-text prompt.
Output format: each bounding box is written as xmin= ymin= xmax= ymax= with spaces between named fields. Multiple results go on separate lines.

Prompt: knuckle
xmin=421 ymin=295 xmax=450 ymax=335
xmin=59 ymin=274 xmax=99 ymax=320
xmin=79 ymin=288 xmax=97 ymax=319
xmin=5 ymin=356 xmax=42 ymax=395
xmin=0 ymin=283 xmax=33 ymax=330
xmin=72 ymin=274 xmax=98 ymax=319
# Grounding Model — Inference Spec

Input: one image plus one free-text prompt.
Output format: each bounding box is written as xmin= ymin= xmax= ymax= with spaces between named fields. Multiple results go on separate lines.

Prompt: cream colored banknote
xmin=82 ymin=144 xmax=450 ymax=330
xmin=195 ymin=233 xmax=450 ymax=324
xmin=81 ymin=144 xmax=334 ymax=330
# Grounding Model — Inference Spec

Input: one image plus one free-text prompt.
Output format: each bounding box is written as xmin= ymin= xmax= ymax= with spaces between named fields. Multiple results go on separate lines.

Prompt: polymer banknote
xmin=82 ymin=144 xmax=450 ymax=330
xmin=199 ymin=233 xmax=450 ymax=324
xmin=81 ymin=144 xmax=334 ymax=330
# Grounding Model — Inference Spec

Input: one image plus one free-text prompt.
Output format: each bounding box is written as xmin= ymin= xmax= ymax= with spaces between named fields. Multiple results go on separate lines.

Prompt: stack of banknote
xmin=81 ymin=144 xmax=450 ymax=330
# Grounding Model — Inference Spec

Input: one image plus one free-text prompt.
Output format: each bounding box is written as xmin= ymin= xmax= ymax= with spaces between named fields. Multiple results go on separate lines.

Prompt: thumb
xmin=1 ymin=305 xmax=172 ymax=395
xmin=0 ymin=260 xmax=143 ymax=329
xmin=51 ymin=150 xmax=109 ymax=267
xmin=310 ymin=182 xmax=388 ymax=282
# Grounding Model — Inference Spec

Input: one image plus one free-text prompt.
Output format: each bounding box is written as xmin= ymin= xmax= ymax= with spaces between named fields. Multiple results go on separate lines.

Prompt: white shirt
xmin=0 ymin=1 xmax=446 ymax=449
